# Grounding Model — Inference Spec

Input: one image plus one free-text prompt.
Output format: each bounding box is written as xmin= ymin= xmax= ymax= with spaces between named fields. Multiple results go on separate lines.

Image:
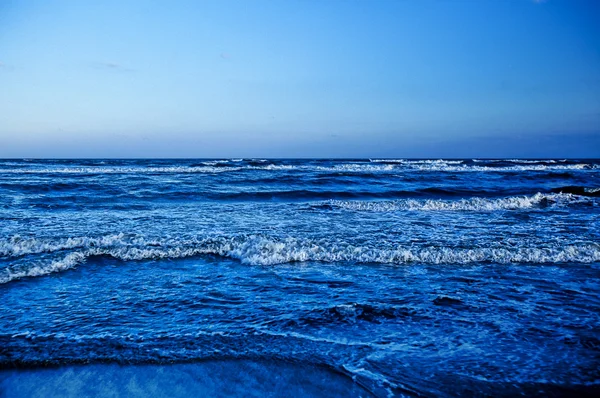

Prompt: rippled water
xmin=1 ymin=158 xmax=599 ymax=397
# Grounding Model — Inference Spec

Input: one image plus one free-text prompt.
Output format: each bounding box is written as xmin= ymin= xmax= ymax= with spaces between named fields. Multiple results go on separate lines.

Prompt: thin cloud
xmin=103 ymin=62 xmax=121 ymax=69
xmin=0 ymin=61 xmax=14 ymax=71
xmin=92 ymin=61 xmax=134 ymax=72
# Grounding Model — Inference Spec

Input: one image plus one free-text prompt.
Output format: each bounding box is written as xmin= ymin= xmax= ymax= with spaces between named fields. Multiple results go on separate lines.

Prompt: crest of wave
xmin=0 ymin=166 xmax=242 ymax=174
xmin=327 ymin=193 xmax=591 ymax=212
xmin=369 ymin=159 xmax=464 ymax=165
xmin=2 ymin=234 xmax=599 ymax=284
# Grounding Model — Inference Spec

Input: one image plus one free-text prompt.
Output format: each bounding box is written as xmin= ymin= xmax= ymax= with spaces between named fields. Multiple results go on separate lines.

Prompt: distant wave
xmin=19 ymin=189 xmax=591 ymax=204
xmin=368 ymin=159 xmax=593 ymax=170
xmin=2 ymin=234 xmax=599 ymax=283
xmin=369 ymin=159 xmax=465 ymax=165
xmin=550 ymin=186 xmax=600 ymax=197
xmin=320 ymin=193 xmax=595 ymax=212
xmin=0 ymin=161 xmax=595 ymax=175
xmin=395 ymin=163 xmax=593 ymax=172
xmin=0 ymin=166 xmax=243 ymax=174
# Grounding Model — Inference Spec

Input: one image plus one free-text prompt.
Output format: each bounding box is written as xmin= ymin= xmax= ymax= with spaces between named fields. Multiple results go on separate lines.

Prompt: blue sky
xmin=1 ymin=0 xmax=599 ymax=157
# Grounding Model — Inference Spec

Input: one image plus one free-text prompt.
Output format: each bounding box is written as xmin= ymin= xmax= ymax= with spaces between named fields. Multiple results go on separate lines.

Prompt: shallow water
xmin=1 ymin=159 xmax=599 ymax=396
xmin=0 ymin=360 xmax=369 ymax=398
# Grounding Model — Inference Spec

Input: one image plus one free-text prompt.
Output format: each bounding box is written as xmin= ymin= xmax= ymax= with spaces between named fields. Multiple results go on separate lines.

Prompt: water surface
xmin=1 ymin=158 xmax=599 ymax=396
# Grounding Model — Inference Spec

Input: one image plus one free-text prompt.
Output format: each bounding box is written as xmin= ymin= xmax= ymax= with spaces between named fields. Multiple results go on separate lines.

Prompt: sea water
xmin=1 ymin=159 xmax=599 ymax=396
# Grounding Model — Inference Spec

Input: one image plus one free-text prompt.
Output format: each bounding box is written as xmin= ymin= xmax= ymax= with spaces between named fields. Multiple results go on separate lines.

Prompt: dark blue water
xmin=1 ymin=159 xmax=599 ymax=397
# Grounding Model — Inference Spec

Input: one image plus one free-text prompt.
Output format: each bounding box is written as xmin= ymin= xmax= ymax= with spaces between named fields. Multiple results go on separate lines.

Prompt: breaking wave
xmin=323 ymin=193 xmax=594 ymax=212
xmin=0 ymin=161 xmax=595 ymax=175
xmin=0 ymin=166 xmax=244 ymax=174
xmin=2 ymin=234 xmax=599 ymax=283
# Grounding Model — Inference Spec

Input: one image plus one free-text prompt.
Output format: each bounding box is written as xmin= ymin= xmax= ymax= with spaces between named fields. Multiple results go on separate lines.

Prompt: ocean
xmin=1 ymin=158 xmax=599 ymax=397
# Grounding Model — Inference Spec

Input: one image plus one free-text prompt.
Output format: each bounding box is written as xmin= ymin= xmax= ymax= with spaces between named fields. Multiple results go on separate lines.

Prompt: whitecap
xmin=325 ymin=193 xmax=593 ymax=212
xmin=2 ymin=234 xmax=599 ymax=283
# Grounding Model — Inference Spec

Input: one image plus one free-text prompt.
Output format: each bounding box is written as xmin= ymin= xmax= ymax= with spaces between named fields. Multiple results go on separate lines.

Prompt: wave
xmin=0 ymin=234 xmax=135 ymax=257
xmin=18 ymin=188 xmax=569 ymax=204
xmin=473 ymin=159 xmax=571 ymax=164
xmin=2 ymin=234 xmax=599 ymax=283
xmin=2 ymin=252 xmax=87 ymax=283
xmin=368 ymin=159 xmax=593 ymax=169
xmin=321 ymin=193 xmax=594 ymax=212
xmin=401 ymin=164 xmax=593 ymax=172
xmin=190 ymin=160 xmax=234 ymax=168
xmin=0 ymin=162 xmax=595 ymax=175
xmin=0 ymin=166 xmax=243 ymax=174
xmin=369 ymin=159 xmax=464 ymax=165
xmin=247 ymin=164 xmax=296 ymax=171
xmin=550 ymin=186 xmax=600 ymax=197
xmin=320 ymin=162 xmax=594 ymax=173
xmin=503 ymin=159 xmax=562 ymax=164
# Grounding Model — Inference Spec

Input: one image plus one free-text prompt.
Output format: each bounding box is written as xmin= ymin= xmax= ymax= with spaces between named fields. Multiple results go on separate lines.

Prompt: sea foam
xmin=325 ymin=193 xmax=593 ymax=212
xmin=2 ymin=234 xmax=599 ymax=283
xmin=0 ymin=161 xmax=595 ymax=175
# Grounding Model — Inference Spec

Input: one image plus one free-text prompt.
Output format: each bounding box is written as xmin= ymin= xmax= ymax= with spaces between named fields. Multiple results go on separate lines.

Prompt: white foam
xmin=0 ymin=162 xmax=594 ymax=174
xmin=326 ymin=193 xmax=592 ymax=212
xmin=370 ymin=159 xmax=464 ymax=165
xmin=200 ymin=160 xmax=230 ymax=165
xmin=404 ymin=163 xmax=592 ymax=172
xmin=247 ymin=164 xmax=296 ymax=171
xmin=0 ymin=233 xmax=130 ymax=257
xmin=1 ymin=251 xmax=86 ymax=283
xmin=315 ymin=164 xmax=396 ymax=172
xmin=504 ymin=159 xmax=557 ymax=164
xmin=0 ymin=166 xmax=243 ymax=174
xmin=2 ymin=235 xmax=599 ymax=283
xmin=0 ymin=164 xmax=293 ymax=174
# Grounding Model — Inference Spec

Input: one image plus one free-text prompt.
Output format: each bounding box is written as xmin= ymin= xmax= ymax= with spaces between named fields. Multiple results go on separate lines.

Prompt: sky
xmin=1 ymin=0 xmax=599 ymax=158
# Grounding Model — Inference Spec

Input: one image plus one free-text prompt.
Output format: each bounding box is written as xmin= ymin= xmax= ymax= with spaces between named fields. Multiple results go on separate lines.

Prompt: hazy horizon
xmin=1 ymin=0 xmax=599 ymax=158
